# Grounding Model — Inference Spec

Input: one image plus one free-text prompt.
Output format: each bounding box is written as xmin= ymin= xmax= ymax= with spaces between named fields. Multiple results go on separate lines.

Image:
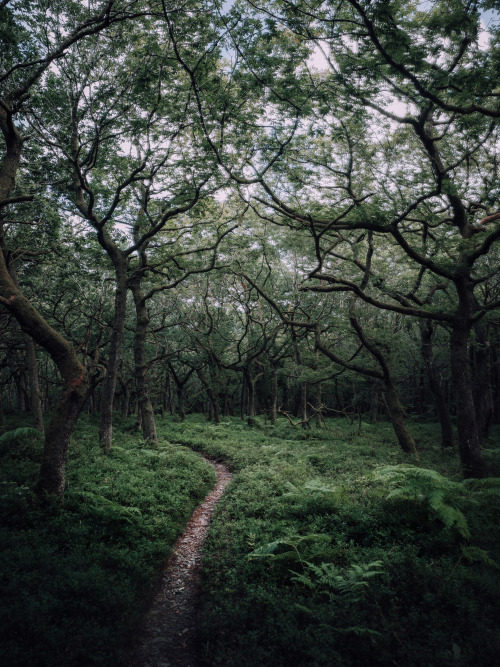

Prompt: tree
xmin=27 ymin=8 xmax=225 ymax=449
xmin=0 ymin=0 xmax=148 ymax=496
xmin=195 ymin=0 xmax=500 ymax=475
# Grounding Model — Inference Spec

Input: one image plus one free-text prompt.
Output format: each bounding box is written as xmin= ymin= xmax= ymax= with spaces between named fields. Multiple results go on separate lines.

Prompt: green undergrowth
xmin=0 ymin=414 xmax=215 ymax=667
xmin=156 ymin=414 xmax=500 ymax=667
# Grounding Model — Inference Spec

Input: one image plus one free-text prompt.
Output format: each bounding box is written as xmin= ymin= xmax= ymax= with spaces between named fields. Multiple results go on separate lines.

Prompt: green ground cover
xmin=1 ymin=414 xmax=499 ymax=666
xmin=158 ymin=415 xmax=500 ymax=667
xmin=0 ymin=415 xmax=215 ymax=666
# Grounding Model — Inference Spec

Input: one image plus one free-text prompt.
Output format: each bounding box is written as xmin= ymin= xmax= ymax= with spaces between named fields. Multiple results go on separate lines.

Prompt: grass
xmin=155 ymin=414 xmax=500 ymax=667
xmin=0 ymin=414 xmax=215 ymax=667
xmin=1 ymin=412 xmax=499 ymax=666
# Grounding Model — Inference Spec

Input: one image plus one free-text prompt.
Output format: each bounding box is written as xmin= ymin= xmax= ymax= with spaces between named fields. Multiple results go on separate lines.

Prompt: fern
xmin=70 ymin=490 xmax=142 ymax=523
xmin=371 ymin=465 xmax=472 ymax=538
xmin=248 ymin=533 xmax=331 ymax=562
xmin=370 ymin=465 xmax=500 ymax=579
xmin=460 ymin=545 xmax=499 ymax=570
xmin=282 ymin=479 xmax=344 ymax=503
xmin=291 ymin=560 xmax=384 ymax=603
xmin=0 ymin=427 xmax=43 ymax=445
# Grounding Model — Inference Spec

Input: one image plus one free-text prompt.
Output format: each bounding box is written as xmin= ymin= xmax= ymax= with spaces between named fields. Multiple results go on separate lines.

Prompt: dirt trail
xmin=122 ymin=458 xmax=232 ymax=667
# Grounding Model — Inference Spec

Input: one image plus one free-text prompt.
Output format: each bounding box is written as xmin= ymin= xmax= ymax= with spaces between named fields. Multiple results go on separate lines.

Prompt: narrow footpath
xmin=122 ymin=458 xmax=233 ymax=667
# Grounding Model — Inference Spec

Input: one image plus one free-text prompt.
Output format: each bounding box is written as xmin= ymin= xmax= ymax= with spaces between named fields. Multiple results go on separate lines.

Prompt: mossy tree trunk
xmin=98 ymin=252 xmax=129 ymax=451
xmin=130 ymin=277 xmax=157 ymax=445
xmin=472 ymin=318 xmax=494 ymax=438
xmin=420 ymin=320 xmax=454 ymax=449
xmin=1 ymin=95 xmax=87 ymax=498
xmin=269 ymin=363 xmax=278 ymax=425
xmin=0 ymin=254 xmax=88 ymax=497
xmin=450 ymin=286 xmax=485 ymax=477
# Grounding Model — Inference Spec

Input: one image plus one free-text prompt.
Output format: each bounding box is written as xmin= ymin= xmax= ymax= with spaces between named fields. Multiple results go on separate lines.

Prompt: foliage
xmin=157 ymin=414 xmax=500 ymax=667
xmin=0 ymin=415 xmax=215 ymax=667
xmin=291 ymin=559 xmax=384 ymax=605
xmin=371 ymin=465 xmax=474 ymax=538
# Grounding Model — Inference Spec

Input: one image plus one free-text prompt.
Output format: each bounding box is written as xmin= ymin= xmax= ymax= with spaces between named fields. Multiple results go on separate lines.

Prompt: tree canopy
xmin=1 ymin=0 xmax=499 ymax=492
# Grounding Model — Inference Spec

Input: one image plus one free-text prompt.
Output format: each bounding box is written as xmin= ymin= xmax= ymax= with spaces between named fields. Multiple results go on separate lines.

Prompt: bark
xmin=269 ymin=364 xmax=278 ymax=425
xmin=492 ymin=347 xmax=500 ymax=425
xmin=13 ymin=372 xmax=26 ymax=411
xmin=0 ymin=252 xmax=88 ymax=498
xmin=0 ymin=82 xmax=96 ymax=495
xmin=120 ymin=382 xmax=131 ymax=419
xmin=169 ymin=364 xmax=194 ymax=422
xmin=134 ymin=399 xmax=143 ymax=431
xmin=240 ymin=378 xmax=246 ymax=420
xmin=0 ymin=103 xmax=87 ymax=494
xmin=370 ymin=385 xmax=380 ymax=422
xmin=244 ymin=367 xmax=263 ymax=425
xmin=177 ymin=386 xmax=186 ymax=421
xmin=420 ymin=321 xmax=454 ymax=449
xmin=165 ymin=373 xmax=174 ymax=415
xmin=197 ymin=367 xmax=220 ymax=424
xmin=22 ymin=332 xmax=45 ymax=432
xmin=130 ymin=279 xmax=157 ymax=444
xmin=99 ymin=253 xmax=128 ymax=450
xmin=348 ymin=314 xmax=417 ymax=455
xmin=382 ymin=384 xmax=418 ymax=456
xmin=318 ymin=314 xmax=417 ymax=456
xmin=291 ymin=327 xmax=308 ymax=428
xmin=450 ymin=299 xmax=485 ymax=477
xmin=418 ymin=119 xmax=484 ymax=475
xmin=472 ymin=319 xmax=494 ymax=438
xmin=315 ymin=381 xmax=324 ymax=428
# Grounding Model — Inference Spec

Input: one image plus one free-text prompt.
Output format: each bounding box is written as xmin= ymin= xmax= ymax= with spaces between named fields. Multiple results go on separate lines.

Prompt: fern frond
xmin=460 ymin=545 xmax=499 ymax=569
xmin=0 ymin=427 xmax=43 ymax=445
xmin=371 ymin=464 xmax=470 ymax=537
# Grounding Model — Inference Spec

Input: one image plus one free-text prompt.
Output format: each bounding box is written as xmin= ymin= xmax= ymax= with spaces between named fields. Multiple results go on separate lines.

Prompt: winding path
xmin=122 ymin=458 xmax=232 ymax=667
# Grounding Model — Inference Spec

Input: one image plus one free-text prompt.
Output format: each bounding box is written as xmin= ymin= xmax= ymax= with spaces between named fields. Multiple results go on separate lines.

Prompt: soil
xmin=121 ymin=458 xmax=232 ymax=667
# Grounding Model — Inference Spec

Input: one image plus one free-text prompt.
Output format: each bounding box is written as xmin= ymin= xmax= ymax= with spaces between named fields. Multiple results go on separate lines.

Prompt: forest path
xmin=121 ymin=457 xmax=232 ymax=667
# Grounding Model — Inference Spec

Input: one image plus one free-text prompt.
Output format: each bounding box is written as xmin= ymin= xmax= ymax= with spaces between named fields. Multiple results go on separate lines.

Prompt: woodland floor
xmin=120 ymin=458 xmax=233 ymax=667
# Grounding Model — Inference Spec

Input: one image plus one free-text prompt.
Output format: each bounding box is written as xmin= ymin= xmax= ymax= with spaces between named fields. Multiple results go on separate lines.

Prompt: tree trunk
xmin=99 ymin=255 xmax=128 ymax=451
xmin=492 ymin=346 xmax=500 ymax=425
xmin=315 ymin=381 xmax=324 ymax=428
xmin=134 ymin=402 xmax=143 ymax=432
xmin=245 ymin=368 xmax=257 ymax=425
xmin=1 ymin=98 xmax=90 ymax=496
xmin=472 ymin=319 xmax=494 ymax=438
xmin=291 ymin=327 xmax=308 ymax=428
xmin=240 ymin=377 xmax=246 ymax=420
xmin=121 ymin=382 xmax=131 ymax=419
xmin=23 ymin=332 xmax=45 ymax=432
xmin=383 ymin=384 xmax=418 ymax=457
xmin=208 ymin=389 xmax=220 ymax=423
xmin=270 ymin=364 xmax=278 ymax=425
xmin=177 ymin=386 xmax=186 ymax=421
xmin=7 ymin=256 xmax=45 ymax=431
xmin=130 ymin=280 xmax=157 ymax=445
xmin=420 ymin=321 xmax=454 ymax=449
xmin=197 ymin=368 xmax=220 ymax=424
xmin=14 ymin=372 xmax=26 ymax=411
xmin=165 ymin=374 xmax=174 ymax=415
xmin=450 ymin=308 xmax=485 ymax=477
xmin=346 ymin=310 xmax=417 ymax=457
xmin=370 ymin=385 xmax=380 ymax=422
xmin=0 ymin=252 xmax=88 ymax=498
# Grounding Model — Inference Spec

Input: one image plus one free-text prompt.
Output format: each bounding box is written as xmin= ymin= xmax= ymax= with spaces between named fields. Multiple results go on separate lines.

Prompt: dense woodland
xmin=1 ymin=1 xmax=500 ymax=666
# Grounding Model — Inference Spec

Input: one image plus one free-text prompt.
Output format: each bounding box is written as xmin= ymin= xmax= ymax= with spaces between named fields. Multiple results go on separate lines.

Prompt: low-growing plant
xmin=371 ymin=464 xmax=500 ymax=541
xmin=0 ymin=414 xmax=215 ymax=666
